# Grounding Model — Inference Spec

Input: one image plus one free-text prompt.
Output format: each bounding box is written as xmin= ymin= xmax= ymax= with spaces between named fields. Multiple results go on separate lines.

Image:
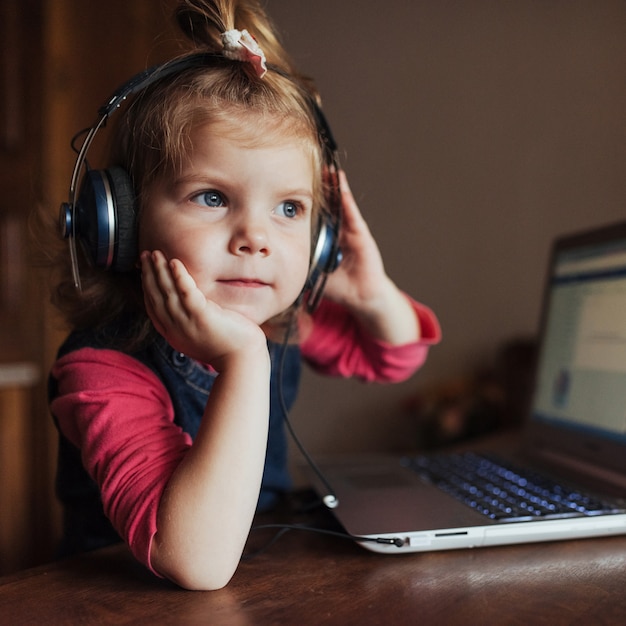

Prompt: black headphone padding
xmin=73 ymin=166 xmax=137 ymax=272
xmin=106 ymin=166 xmax=137 ymax=272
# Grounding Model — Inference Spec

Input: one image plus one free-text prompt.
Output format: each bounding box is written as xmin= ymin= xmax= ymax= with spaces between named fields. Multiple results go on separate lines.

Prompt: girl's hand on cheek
xmin=140 ymin=251 xmax=267 ymax=369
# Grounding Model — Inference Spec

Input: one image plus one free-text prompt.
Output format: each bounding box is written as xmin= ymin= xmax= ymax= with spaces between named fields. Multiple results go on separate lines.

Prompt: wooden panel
xmin=0 ymin=0 xmax=25 ymax=330
xmin=0 ymin=0 xmax=48 ymax=573
xmin=0 ymin=214 xmax=21 ymax=315
xmin=0 ymin=0 xmax=42 ymax=363
xmin=0 ymin=0 xmax=183 ymax=575
xmin=0 ymin=0 xmax=21 ymax=151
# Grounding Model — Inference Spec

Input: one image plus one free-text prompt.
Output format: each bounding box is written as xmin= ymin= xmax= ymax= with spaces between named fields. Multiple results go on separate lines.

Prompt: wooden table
xmin=1 ymin=500 xmax=625 ymax=625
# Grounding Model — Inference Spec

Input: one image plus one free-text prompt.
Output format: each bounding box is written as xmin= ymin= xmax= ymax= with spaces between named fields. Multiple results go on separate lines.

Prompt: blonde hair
xmin=49 ymin=0 xmax=328 ymax=348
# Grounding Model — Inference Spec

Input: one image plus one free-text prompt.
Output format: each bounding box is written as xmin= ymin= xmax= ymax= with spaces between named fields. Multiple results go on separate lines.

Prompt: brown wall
xmin=264 ymin=1 xmax=626 ymax=458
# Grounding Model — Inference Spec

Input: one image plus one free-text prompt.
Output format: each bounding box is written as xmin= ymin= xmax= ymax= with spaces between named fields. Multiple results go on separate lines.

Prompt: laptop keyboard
xmin=402 ymin=451 xmax=624 ymax=522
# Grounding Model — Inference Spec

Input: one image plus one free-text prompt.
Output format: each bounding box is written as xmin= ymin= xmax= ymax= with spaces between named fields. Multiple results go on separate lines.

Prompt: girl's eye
xmin=275 ymin=201 xmax=299 ymax=218
xmin=192 ymin=190 xmax=225 ymax=207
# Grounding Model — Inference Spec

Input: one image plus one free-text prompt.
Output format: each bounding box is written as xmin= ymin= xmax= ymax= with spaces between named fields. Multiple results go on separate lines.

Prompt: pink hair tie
xmin=221 ymin=28 xmax=267 ymax=78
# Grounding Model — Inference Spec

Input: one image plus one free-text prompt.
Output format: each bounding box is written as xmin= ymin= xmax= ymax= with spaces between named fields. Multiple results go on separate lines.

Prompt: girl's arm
xmin=301 ymin=296 xmax=440 ymax=383
xmin=141 ymin=251 xmax=271 ymax=590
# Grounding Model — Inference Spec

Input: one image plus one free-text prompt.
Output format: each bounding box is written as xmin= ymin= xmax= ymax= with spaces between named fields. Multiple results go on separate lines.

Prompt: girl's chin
xmin=210 ymin=291 xmax=302 ymax=324
xmin=224 ymin=303 xmax=289 ymax=326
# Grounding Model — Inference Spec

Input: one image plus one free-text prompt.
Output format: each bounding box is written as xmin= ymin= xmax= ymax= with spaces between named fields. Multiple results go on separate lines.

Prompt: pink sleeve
xmin=301 ymin=297 xmax=441 ymax=383
xmin=51 ymin=347 xmax=191 ymax=575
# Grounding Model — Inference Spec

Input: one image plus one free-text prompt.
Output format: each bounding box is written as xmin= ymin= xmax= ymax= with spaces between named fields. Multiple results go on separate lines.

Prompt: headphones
xmin=59 ymin=52 xmax=342 ymax=312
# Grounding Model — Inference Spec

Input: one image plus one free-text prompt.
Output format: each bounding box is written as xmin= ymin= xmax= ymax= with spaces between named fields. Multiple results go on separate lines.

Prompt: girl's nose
xmin=229 ymin=215 xmax=270 ymax=256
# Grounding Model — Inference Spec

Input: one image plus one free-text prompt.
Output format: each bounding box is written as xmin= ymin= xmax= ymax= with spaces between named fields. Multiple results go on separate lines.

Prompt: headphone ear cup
xmin=305 ymin=213 xmax=342 ymax=311
xmin=106 ymin=166 xmax=137 ymax=272
xmin=73 ymin=166 xmax=137 ymax=272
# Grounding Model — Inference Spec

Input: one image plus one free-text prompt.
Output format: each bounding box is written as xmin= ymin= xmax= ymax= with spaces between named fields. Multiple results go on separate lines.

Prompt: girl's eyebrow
xmin=280 ymin=187 xmax=314 ymax=199
xmin=171 ymin=173 xmax=225 ymax=186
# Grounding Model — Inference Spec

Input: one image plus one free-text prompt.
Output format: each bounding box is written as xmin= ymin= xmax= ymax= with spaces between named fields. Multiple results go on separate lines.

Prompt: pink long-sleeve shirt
xmin=51 ymin=298 xmax=440 ymax=572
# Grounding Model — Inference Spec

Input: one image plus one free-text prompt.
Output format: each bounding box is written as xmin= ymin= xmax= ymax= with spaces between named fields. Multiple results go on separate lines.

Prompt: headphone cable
xmin=243 ymin=523 xmax=404 ymax=561
xmin=276 ymin=312 xmax=339 ymax=509
xmin=243 ymin=310 xmax=406 ymax=561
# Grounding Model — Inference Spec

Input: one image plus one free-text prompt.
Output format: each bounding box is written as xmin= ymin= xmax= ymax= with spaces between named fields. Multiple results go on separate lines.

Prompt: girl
xmin=48 ymin=0 xmax=440 ymax=590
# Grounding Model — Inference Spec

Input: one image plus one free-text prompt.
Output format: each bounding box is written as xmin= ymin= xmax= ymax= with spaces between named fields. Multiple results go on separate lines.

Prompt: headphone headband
xmin=98 ymin=53 xmax=224 ymax=119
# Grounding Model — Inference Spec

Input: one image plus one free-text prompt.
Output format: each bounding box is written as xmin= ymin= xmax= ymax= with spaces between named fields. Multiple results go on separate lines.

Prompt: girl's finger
xmin=338 ymin=171 xmax=366 ymax=232
xmin=140 ymin=251 xmax=164 ymax=312
xmin=169 ymin=258 xmax=207 ymax=318
xmin=142 ymin=250 xmax=184 ymax=327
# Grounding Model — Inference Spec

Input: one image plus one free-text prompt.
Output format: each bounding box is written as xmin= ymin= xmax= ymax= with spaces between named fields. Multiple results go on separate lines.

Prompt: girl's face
xmin=138 ymin=119 xmax=315 ymax=325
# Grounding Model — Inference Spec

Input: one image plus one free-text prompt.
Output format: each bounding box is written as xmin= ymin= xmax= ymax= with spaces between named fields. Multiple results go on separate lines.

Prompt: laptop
xmin=308 ymin=220 xmax=626 ymax=553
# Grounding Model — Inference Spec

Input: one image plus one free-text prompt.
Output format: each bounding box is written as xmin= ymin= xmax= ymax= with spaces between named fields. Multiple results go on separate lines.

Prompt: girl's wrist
xmin=349 ymin=278 xmax=421 ymax=345
xmin=213 ymin=341 xmax=270 ymax=375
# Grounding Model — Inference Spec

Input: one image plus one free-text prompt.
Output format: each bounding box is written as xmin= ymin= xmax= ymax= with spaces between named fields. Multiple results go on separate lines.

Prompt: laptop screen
xmin=532 ymin=226 xmax=626 ymax=446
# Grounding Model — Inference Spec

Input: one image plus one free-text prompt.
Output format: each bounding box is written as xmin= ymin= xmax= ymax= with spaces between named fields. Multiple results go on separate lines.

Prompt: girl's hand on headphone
xmin=322 ymin=171 xmax=387 ymax=305
xmin=141 ymin=250 xmax=267 ymax=370
xmin=321 ymin=171 xmax=420 ymax=344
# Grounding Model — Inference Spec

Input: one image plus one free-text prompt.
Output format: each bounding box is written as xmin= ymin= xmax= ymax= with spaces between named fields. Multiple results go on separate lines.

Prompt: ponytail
xmin=175 ymin=0 xmax=299 ymax=78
